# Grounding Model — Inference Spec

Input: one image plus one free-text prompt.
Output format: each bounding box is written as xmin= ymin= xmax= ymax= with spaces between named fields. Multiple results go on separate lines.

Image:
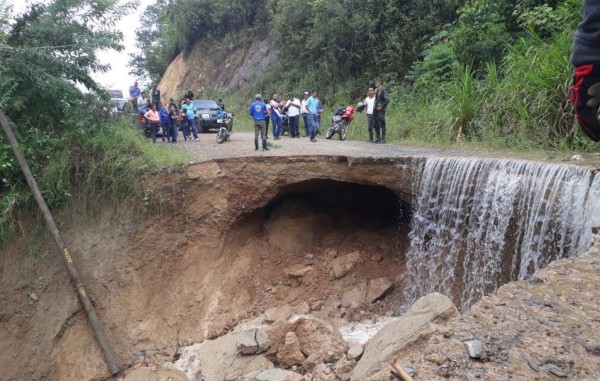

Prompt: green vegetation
xmin=0 ymin=0 xmax=189 ymax=247
xmin=135 ymin=0 xmax=598 ymax=150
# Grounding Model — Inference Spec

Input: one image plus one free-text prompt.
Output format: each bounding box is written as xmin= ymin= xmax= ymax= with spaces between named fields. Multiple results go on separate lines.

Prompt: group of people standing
xmin=362 ymin=80 xmax=389 ymax=144
xmin=265 ymin=90 xmax=324 ymax=141
xmin=129 ymin=82 xmax=202 ymax=144
xmin=250 ymin=80 xmax=389 ymax=151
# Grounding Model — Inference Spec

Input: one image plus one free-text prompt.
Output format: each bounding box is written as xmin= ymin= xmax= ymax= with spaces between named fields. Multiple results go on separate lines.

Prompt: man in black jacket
xmin=373 ymin=80 xmax=389 ymax=143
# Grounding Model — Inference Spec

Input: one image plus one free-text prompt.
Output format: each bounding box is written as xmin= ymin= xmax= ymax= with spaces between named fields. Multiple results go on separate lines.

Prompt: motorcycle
xmin=216 ymin=110 xmax=234 ymax=143
xmin=326 ymin=105 xmax=355 ymax=141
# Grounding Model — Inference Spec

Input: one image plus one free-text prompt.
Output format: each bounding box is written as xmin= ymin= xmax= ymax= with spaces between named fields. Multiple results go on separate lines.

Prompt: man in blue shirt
xmin=159 ymin=103 xmax=171 ymax=143
xmin=129 ymin=81 xmax=141 ymax=109
xmin=305 ymin=90 xmax=319 ymax=142
xmin=181 ymin=98 xmax=199 ymax=142
xmin=249 ymin=94 xmax=269 ymax=151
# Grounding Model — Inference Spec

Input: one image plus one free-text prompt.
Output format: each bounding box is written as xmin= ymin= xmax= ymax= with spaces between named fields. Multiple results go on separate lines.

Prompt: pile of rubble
xmin=123 ymin=292 xmax=458 ymax=381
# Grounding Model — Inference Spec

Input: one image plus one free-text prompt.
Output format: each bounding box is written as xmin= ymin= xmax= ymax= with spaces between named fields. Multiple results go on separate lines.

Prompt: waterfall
xmin=404 ymin=157 xmax=600 ymax=311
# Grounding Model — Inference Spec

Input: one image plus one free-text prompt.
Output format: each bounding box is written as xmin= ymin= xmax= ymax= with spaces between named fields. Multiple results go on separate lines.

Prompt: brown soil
xmin=0 ymin=157 xmax=414 ymax=381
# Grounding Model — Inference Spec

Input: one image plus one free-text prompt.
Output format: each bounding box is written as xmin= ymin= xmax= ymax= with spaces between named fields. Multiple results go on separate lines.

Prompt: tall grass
xmin=0 ymin=119 xmax=190 ymax=248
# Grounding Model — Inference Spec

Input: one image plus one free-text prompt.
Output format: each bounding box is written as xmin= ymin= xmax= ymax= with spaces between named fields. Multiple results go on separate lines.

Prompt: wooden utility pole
xmin=0 ymin=111 xmax=120 ymax=376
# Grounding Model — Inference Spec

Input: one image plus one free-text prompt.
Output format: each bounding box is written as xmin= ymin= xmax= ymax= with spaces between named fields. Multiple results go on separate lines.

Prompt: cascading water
xmin=404 ymin=157 xmax=600 ymax=311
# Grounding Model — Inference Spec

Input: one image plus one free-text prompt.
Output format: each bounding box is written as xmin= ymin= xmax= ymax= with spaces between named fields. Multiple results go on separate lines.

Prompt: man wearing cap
xmin=249 ymin=94 xmax=269 ymax=151
xmin=301 ymin=92 xmax=310 ymax=137
xmin=129 ymin=81 xmax=141 ymax=109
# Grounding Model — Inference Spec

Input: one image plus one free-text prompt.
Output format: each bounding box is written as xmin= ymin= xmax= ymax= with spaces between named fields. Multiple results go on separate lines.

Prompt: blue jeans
xmin=150 ymin=122 xmax=160 ymax=143
xmin=184 ymin=119 xmax=198 ymax=140
xmin=171 ymin=122 xmax=179 ymax=142
xmin=302 ymin=114 xmax=309 ymax=136
xmin=306 ymin=114 xmax=317 ymax=138
xmin=161 ymin=121 xmax=170 ymax=141
xmin=271 ymin=113 xmax=282 ymax=138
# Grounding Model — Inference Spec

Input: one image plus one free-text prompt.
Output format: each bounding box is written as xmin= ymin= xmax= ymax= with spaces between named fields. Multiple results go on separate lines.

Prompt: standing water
xmin=404 ymin=157 xmax=600 ymax=311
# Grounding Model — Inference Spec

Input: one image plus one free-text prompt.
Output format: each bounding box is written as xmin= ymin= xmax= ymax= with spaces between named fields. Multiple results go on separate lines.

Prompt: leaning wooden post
xmin=0 ymin=111 xmax=120 ymax=375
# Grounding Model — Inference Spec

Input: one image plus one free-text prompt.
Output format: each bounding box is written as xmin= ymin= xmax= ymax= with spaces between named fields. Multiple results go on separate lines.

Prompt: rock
xmin=302 ymin=353 xmax=324 ymax=373
xmin=124 ymin=367 xmax=189 ymax=381
xmin=404 ymin=366 xmax=417 ymax=377
xmin=330 ymin=251 xmax=361 ymax=279
xmin=370 ymin=253 xmax=383 ymax=262
xmin=312 ymin=364 xmax=336 ymax=381
xmin=333 ymin=356 xmax=354 ymax=381
xmin=437 ymin=362 xmax=450 ymax=377
xmin=464 ymin=339 xmax=486 ymax=360
xmin=366 ymin=278 xmax=392 ymax=303
xmin=350 ymin=293 xmax=458 ymax=381
xmin=341 ymin=282 xmax=367 ymax=308
xmin=238 ymin=329 xmax=268 ymax=355
xmin=28 ymin=292 xmax=39 ymax=302
xmin=277 ymin=332 xmax=306 ymax=368
xmin=239 ymin=368 xmax=303 ymax=381
xmin=225 ymin=356 xmax=275 ymax=381
xmin=285 ymin=265 xmax=313 ymax=278
xmin=264 ymin=305 xmax=293 ymax=324
xmin=542 ymin=364 xmax=568 ymax=378
xmin=570 ymin=154 xmax=583 ymax=162
xmin=347 ymin=344 xmax=364 ymax=360
xmin=295 ymin=318 xmax=348 ymax=363
xmin=293 ymin=302 xmax=310 ymax=316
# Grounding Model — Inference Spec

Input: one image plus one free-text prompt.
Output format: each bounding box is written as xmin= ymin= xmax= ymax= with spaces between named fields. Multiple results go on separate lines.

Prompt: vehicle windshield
xmin=193 ymin=100 xmax=219 ymax=110
xmin=110 ymin=99 xmax=127 ymax=109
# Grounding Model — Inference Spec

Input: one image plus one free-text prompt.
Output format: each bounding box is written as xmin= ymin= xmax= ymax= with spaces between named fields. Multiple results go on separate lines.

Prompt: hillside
xmin=158 ymin=39 xmax=277 ymax=99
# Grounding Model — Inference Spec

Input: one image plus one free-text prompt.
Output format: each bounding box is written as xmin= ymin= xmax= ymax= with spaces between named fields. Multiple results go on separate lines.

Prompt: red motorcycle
xmin=326 ymin=105 xmax=355 ymax=141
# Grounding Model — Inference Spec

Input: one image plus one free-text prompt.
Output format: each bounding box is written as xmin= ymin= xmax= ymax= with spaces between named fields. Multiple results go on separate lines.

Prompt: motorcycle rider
xmin=373 ymin=80 xmax=389 ymax=144
xmin=249 ymin=94 xmax=269 ymax=151
xmin=364 ymin=87 xmax=376 ymax=142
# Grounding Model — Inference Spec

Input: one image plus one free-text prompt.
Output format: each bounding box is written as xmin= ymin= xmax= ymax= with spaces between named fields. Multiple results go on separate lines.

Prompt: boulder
xmin=350 ymin=293 xmax=458 ymax=381
xmin=295 ymin=318 xmax=348 ymax=363
xmin=238 ymin=368 xmax=303 ymax=381
xmin=264 ymin=305 xmax=293 ymax=324
xmin=330 ymin=251 xmax=361 ymax=279
xmin=341 ymin=282 xmax=367 ymax=308
xmin=237 ymin=329 xmax=268 ymax=355
xmin=277 ymin=332 xmax=306 ymax=368
xmin=293 ymin=302 xmax=310 ymax=315
xmin=333 ymin=356 xmax=354 ymax=381
xmin=366 ymin=278 xmax=393 ymax=303
xmin=124 ymin=367 xmax=189 ymax=381
xmin=225 ymin=356 xmax=274 ymax=381
xmin=347 ymin=344 xmax=364 ymax=361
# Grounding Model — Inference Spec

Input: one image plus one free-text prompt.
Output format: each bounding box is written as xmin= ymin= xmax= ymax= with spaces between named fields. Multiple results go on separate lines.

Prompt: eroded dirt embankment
xmin=0 ymin=156 xmax=417 ymax=381
xmin=2 ymin=154 xmax=600 ymax=381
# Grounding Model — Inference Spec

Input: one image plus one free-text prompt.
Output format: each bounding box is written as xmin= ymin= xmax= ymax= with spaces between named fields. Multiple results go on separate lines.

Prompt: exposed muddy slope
xmin=158 ymin=39 xmax=277 ymax=98
xmin=0 ymin=156 xmax=414 ymax=381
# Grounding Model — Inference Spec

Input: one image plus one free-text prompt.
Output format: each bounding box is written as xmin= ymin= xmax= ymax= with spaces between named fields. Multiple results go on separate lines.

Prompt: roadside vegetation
xmin=135 ymin=0 xmax=598 ymax=151
xmin=0 ymin=0 xmax=189 ymax=247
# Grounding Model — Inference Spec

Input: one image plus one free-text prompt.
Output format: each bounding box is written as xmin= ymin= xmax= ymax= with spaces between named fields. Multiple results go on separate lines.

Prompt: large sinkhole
xmin=224 ymin=179 xmax=412 ymax=319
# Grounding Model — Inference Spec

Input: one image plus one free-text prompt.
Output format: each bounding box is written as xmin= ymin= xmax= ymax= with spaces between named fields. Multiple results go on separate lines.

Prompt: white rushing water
xmin=404 ymin=157 xmax=600 ymax=311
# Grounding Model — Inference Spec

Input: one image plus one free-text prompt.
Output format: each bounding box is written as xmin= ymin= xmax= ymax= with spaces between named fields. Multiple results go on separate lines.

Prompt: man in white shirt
xmin=137 ymin=91 xmax=150 ymax=112
xmin=285 ymin=94 xmax=302 ymax=138
xmin=300 ymin=91 xmax=310 ymax=137
xmin=364 ymin=87 xmax=376 ymax=142
xmin=270 ymin=93 xmax=283 ymax=140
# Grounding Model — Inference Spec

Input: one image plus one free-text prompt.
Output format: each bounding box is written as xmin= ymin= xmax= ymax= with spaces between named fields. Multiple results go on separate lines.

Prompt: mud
xmin=0 ymin=156 xmax=415 ymax=381
xmin=1 ymin=153 xmax=599 ymax=381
